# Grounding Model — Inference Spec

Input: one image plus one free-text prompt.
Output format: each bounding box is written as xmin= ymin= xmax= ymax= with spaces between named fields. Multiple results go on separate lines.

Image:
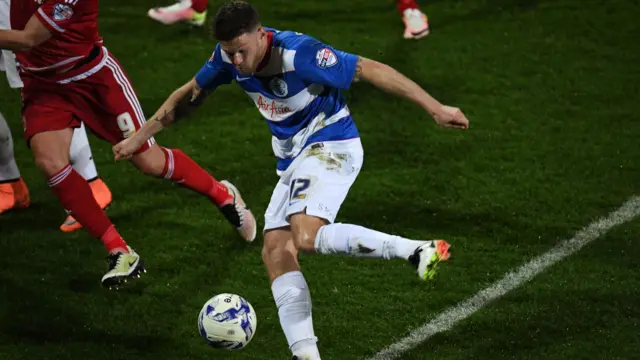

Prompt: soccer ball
xmin=198 ymin=293 xmax=257 ymax=350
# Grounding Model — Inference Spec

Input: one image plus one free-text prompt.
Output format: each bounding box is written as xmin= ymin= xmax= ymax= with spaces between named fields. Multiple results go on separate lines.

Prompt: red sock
xmin=49 ymin=165 xmax=128 ymax=253
xmin=161 ymin=148 xmax=233 ymax=207
xmin=190 ymin=0 xmax=208 ymax=13
xmin=396 ymin=0 xmax=420 ymax=14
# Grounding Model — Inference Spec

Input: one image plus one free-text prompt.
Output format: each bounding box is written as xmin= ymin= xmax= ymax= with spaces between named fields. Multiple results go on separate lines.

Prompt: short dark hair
xmin=213 ymin=1 xmax=261 ymax=41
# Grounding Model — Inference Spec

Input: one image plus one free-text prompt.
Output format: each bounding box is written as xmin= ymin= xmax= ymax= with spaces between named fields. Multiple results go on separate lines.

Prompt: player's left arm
xmin=0 ymin=15 xmax=51 ymax=51
xmin=355 ymin=56 xmax=469 ymax=130
xmin=295 ymin=39 xmax=468 ymax=129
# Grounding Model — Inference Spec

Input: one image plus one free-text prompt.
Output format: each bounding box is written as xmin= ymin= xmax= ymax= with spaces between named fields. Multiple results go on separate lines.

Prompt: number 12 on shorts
xmin=290 ymin=178 xmax=311 ymax=202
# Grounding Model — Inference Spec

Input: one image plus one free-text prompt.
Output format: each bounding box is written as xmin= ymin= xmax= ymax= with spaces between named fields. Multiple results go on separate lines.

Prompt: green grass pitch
xmin=1 ymin=0 xmax=639 ymax=359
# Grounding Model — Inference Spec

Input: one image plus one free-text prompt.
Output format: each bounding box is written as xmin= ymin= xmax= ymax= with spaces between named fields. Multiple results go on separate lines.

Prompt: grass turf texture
xmin=1 ymin=0 xmax=638 ymax=359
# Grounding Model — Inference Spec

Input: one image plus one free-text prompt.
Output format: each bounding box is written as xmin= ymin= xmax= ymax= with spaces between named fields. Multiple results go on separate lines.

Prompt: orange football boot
xmin=0 ymin=178 xmax=30 ymax=214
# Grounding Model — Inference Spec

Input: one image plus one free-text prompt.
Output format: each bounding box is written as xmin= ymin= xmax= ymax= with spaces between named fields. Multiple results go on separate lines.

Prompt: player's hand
xmin=112 ymin=135 xmax=144 ymax=161
xmin=432 ymin=105 xmax=469 ymax=130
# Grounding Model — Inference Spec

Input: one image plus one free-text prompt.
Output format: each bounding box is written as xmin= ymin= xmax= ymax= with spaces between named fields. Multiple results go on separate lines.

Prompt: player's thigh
xmin=286 ymin=144 xmax=364 ymax=225
xmin=287 ymin=144 xmax=364 ymax=249
xmin=23 ymin=101 xmax=78 ymax=176
xmin=263 ymin=181 xmax=292 ymax=233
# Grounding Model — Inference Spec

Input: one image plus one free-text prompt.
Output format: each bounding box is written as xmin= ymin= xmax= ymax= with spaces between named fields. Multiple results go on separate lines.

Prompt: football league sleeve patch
xmin=195 ymin=45 xmax=234 ymax=91
xmin=36 ymin=1 xmax=79 ymax=33
xmin=294 ymin=38 xmax=359 ymax=90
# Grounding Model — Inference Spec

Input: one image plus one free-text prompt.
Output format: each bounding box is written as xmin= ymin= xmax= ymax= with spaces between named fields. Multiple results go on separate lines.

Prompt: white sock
xmin=0 ymin=111 xmax=21 ymax=182
xmin=271 ymin=271 xmax=321 ymax=360
xmin=69 ymin=123 xmax=98 ymax=181
xmin=314 ymin=223 xmax=427 ymax=260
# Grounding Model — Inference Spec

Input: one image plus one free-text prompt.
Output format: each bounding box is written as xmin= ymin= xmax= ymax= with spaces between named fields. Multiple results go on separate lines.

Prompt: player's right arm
xmin=113 ymin=46 xmax=232 ymax=160
xmin=130 ymin=78 xmax=204 ymax=144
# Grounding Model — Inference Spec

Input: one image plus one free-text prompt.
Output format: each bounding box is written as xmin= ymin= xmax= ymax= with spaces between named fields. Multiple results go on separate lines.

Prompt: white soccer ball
xmin=198 ymin=293 xmax=257 ymax=350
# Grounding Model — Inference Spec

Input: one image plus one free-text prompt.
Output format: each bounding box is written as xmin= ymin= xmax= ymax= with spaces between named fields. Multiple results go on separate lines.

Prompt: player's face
xmin=220 ymin=27 xmax=268 ymax=74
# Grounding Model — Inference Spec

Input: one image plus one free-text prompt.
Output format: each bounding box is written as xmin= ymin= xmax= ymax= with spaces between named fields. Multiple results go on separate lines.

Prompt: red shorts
xmin=20 ymin=49 xmax=156 ymax=153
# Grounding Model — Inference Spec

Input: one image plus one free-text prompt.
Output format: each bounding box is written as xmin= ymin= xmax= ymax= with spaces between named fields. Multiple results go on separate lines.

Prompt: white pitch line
xmin=367 ymin=196 xmax=640 ymax=360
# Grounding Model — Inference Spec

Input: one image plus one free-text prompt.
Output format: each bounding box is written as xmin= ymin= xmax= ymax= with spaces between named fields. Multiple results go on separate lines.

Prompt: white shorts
xmin=0 ymin=50 xmax=23 ymax=89
xmin=263 ymin=138 xmax=364 ymax=232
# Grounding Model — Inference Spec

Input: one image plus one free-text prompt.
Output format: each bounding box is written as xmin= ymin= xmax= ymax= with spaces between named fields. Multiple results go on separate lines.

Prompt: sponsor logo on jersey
xmin=256 ymin=95 xmax=293 ymax=119
xmin=315 ymin=48 xmax=338 ymax=69
xmin=53 ymin=3 xmax=74 ymax=21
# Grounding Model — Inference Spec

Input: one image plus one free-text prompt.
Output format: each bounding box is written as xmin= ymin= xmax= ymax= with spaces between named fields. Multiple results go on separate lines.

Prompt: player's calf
xmin=130 ymin=144 xmax=257 ymax=242
xmin=129 ymin=143 xmax=166 ymax=177
xmin=30 ymin=130 xmax=145 ymax=287
xmin=262 ymin=230 xmax=320 ymax=360
xmin=305 ymin=220 xmax=452 ymax=280
xmin=60 ymin=178 xmax=113 ymax=233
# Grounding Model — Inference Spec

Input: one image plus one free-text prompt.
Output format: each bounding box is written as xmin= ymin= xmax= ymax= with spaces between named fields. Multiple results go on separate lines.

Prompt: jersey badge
xmin=53 ymin=3 xmax=74 ymax=21
xmin=315 ymin=48 xmax=338 ymax=69
xmin=269 ymin=77 xmax=289 ymax=97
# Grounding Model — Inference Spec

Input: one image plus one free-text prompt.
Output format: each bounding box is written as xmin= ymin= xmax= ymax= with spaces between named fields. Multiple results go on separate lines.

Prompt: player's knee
xmin=32 ymin=139 xmax=70 ymax=178
xmin=262 ymin=233 xmax=285 ymax=264
xmin=30 ymin=129 xmax=73 ymax=177
xmin=292 ymin=232 xmax=315 ymax=252
xmin=34 ymin=152 xmax=69 ymax=177
xmin=262 ymin=229 xmax=300 ymax=281
xmin=290 ymin=214 xmax=325 ymax=253
xmin=262 ymin=230 xmax=296 ymax=266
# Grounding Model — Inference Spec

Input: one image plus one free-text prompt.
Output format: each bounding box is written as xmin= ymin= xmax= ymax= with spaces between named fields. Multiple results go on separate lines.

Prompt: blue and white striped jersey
xmin=195 ymin=27 xmax=360 ymax=174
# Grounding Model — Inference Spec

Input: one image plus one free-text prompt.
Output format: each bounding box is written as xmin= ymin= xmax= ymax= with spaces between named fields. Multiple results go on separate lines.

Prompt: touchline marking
xmin=367 ymin=196 xmax=640 ymax=360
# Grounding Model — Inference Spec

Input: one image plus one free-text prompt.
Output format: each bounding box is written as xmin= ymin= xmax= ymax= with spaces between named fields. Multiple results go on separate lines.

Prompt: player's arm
xmin=113 ymin=49 xmax=231 ymax=161
xmin=354 ymin=57 xmax=440 ymax=117
xmin=295 ymin=40 xmax=468 ymax=129
xmin=0 ymin=15 xmax=51 ymax=51
xmin=354 ymin=56 xmax=468 ymax=129
xmin=113 ymin=78 xmax=212 ymax=160
xmin=141 ymin=46 xmax=230 ymax=134
xmin=134 ymin=78 xmax=210 ymax=141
